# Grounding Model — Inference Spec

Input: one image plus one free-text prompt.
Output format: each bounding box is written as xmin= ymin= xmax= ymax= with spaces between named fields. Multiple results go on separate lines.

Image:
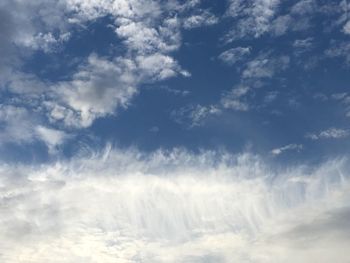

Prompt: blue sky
xmin=1 ymin=0 xmax=350 ymax=262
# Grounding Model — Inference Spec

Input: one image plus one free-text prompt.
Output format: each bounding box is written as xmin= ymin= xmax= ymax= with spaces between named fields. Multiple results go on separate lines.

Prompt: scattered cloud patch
xmin=331 ymin=92 xmax=348 ymax=100
xmin=0 ymin=105 xmax=69 ymax=151
xmin=221 ymin=85 xmax=251 ymax=111
xmin=0 ymin=105 xmax=36 ymax=143
xmin=306 ymin=128 xmax=350 ymax=140
xmin=172 ymin=104 xmax=222 ymax=128
xmin=343 ymin=20 xmax=350 ymax=34
xmin=218 ymin=47 xmax=251 ymax=66
xmin=263 ymin=91 xmax=279 ymax=104
xmin=0 ymin=0 xmax=191 ymax=135
xmin=35 ymin=126 xmax=68 ymax=153
xmin=225 ymin=0 xmax=281 ymax=41
xmin=293 ymin=37 xmax=314 ymax=53
xmin=183 ymin=11 xmax=219 ymax=29
xmin=242 ymin=53 xmax=290 ymax=79
xmin=271 ymin=144 xmax=303 ymax=156
xmin=325 ymin=41 xmax=350 ymax=64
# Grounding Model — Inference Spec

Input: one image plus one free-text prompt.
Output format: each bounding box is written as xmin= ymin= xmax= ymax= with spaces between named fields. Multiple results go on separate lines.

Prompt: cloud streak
xmin=271 ymin=144 xmax=303 ymax=156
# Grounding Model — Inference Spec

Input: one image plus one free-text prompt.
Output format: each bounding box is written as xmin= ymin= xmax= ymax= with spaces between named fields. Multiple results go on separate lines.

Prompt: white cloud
xmin=172 ymin=104 xmax=222 ymax=128
xmin=115 ymin=18 xmax=180 ymax=55
xmin=158 ymin=86 xmax=190 ymax=96
xmin=269 ymin=15 xmax=292 ymax=36
xmin=271 ymin=144 xmax=303 ymax=156
xmin=0 ymin=105 xmax=69 ymax=151
xmin=0 ymin=147 xmax=349 ymax=262
xmin=49 ymin=52 xmax=189 ymax=128
xmin=293 ymin=37 xmax=314 ymax=49
xmin=290 ymin=0 xmax=316 ymax=15
xmin=269 ymin=0 xmax=314 ymax=36
xmin=306 ymin=128 xmax=350 ymax=140
xmin=242 ymin=53 xmax=290 ymax=79
xmin=0 ymin=0 xmax=70 ymax=57
xmin=325 ymin=41 xmax=350 ymax=64
xmin=218 ymin=47 xmax=251 ymax=66
xmin=331 ymin=92 xmax=348 ymax=100
xmin=0 ymin=0 xmax=190 ymax=133
xmin=53 ymin=54 xmax=138 ymax=128
xmin=0 ymin=105 xmax=36 ymax=143
xmin=136 ymin=53 xmax=189 ymax=81
xmin=343 ymin=20 xmax=350 ymax=34
xmin=35 ymin=126 xmax=68 ymax=153
xmin=263 ymin=91 xmax=279 ymax=104
xmin=225 ymin=0 xmax=280 ymax=41
xmin=183 ymin=11 xmax=219 ymax=29
xmin=221 ymin=85 xmax=251 ymax=111
xmin=224 ymin=0 xmax=316 ymax=42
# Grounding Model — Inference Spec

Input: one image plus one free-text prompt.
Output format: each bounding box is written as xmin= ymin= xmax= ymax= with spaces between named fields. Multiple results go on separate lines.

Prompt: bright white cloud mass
xmin=1 ymin=148 xmax=349 ymax=263
xmin=1 ymin=0 xmax=350 ymax=262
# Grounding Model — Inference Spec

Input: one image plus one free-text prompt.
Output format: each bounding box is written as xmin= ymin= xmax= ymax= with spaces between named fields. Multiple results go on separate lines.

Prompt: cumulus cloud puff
xmin=0 ymin=0 xmax=190 ymax=137
xmin=0 ymin=147 xmax=349 ymax=262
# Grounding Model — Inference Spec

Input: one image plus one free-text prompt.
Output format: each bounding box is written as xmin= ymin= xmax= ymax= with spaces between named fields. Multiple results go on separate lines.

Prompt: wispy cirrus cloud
xmin=0 ymin=147 xmax=349 ymax=262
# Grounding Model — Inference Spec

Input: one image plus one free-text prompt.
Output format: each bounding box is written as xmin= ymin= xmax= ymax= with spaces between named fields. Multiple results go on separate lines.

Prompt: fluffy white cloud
xmin=136 ymin=53 xmax=189 ymax=81
xmin=0 ymin=0 xmax=191 ymax=135
xmin=52 ymin=54 xmax=138 ymax=128
xmin=225 ymin=0 xmax=316 ymax=42
xmin=35 ymin=126 xmax=68 ymax=153
xmin=48 ymin=52 xmax=190 ymax=128
xmin=225 ymin=0 xmax=280 ymax=41
xmin=0 ymin=105 xmax=68 ymax=151
xmin=306 ymin=128 xmax=350 ymax=140
xmin=0 ymin=147 xmax=349 ymax=262
xmin=0 ymin=0 xmax=71 ymax=60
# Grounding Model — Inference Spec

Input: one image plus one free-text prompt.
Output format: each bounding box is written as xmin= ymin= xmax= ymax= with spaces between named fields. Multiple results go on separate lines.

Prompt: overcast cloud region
xmin=1 ymin=0 xmax=350 ymax=262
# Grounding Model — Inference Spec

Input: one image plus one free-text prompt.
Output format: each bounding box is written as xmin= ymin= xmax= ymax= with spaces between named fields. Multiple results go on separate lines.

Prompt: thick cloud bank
xmin=0 ymin=148 xmax=349 ymax=263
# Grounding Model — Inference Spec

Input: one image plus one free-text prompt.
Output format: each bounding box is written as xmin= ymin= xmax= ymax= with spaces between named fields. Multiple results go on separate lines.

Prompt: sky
xmin=0 ymin=0 xmax=350 ymax=262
